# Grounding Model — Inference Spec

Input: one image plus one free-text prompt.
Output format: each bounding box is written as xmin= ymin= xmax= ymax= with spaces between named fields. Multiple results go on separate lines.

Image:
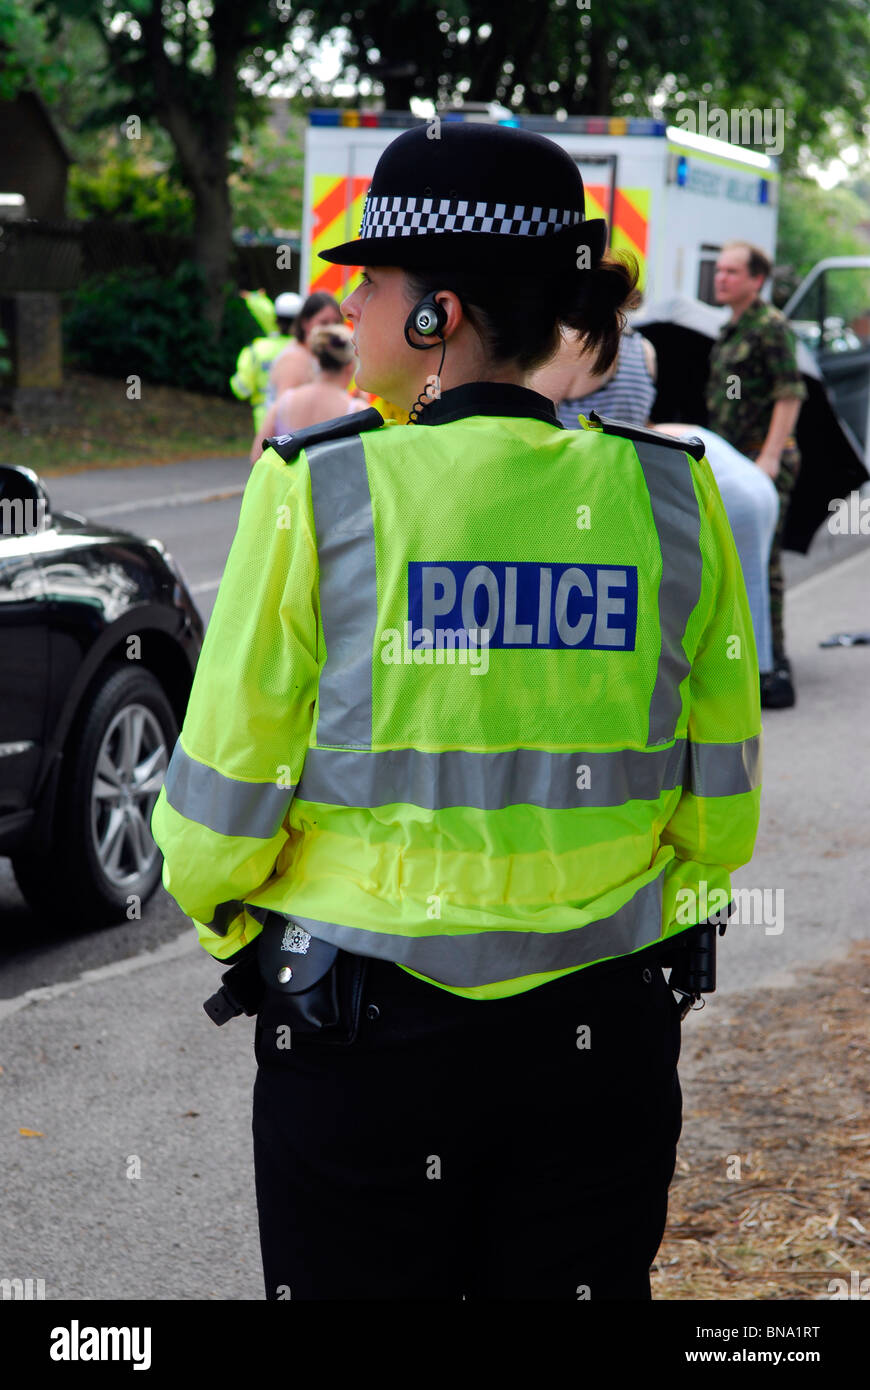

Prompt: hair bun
xmin=562 ymin=251 xmax=641 ymax=374
xmin=309 ymin=322 xmax=355 ymax=368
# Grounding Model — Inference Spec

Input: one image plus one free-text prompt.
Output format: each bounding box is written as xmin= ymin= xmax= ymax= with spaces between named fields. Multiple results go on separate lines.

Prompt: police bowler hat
xmin=319 ymin=122 xmax=608 ymax=274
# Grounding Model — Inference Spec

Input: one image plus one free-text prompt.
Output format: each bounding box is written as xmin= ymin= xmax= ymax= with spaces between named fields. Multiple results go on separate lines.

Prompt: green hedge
xmin=63 ymin=261 xmax=259 ymax=396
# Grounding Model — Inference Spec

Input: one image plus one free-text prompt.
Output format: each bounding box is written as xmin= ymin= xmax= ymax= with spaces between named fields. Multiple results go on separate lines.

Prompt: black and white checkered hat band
xmin=359 ymin=195 xmax=583 ymax=239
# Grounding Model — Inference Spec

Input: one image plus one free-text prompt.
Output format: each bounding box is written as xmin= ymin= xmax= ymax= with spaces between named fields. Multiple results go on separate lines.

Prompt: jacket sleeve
xmin=150 ymin=446 xmax=320 ymax=961
xmin=229 ymin=345 xmax=255 ymax=401
xmin=659 ymin=452 xmax=763 ymax=921
xmin=766 ymin=315 xmax=808 ymax=404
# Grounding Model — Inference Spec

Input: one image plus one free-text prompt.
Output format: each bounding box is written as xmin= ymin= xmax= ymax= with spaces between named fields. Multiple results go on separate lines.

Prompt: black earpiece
xmin=404 ymin=293 xmax=448 ymax=349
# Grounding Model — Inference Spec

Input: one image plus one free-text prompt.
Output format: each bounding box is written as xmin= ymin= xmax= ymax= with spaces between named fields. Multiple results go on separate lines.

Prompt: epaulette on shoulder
xmin=587 ymin=410 xmax=706 ymax=462
xmin=262 ymin=406 xmax=384 ymax=464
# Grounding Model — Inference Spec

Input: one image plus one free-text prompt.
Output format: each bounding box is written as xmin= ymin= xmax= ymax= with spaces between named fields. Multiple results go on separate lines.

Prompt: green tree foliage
xmin=33 ymin=12 xmax=143 ymax=163
xmin=772 ymin=178 xmax=870 ymax=307
xmin=34 ymin=0 xmax=316 ymax=333
xmin=313 ymin=0 xmax=869 ymax=168
xmin=8 ymin=0 xmax=866 ymax=341
xmin=0 ymin=322 xmax=10 ymax=377
xmin=63 ymin=260 xmax=256 ymax=395
xmin=229 ymin=111 xmax=305 ymax=238
xmin=67 ymin=113 xmax=304 ymax=243
xmin=777 ymin=180 xmax=870 ymax=283
xmin=68 ymin=130 xmax=195 ymax=235
xmin=0 ymin=0 xmax=69 ymax=101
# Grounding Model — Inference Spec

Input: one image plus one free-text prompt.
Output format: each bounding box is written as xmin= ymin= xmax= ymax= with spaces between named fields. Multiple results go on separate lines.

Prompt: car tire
xmin=13 ymin=663 xmax=178 ymax=928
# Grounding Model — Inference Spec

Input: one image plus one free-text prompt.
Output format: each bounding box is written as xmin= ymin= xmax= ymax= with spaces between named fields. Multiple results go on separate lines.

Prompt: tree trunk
xmin=139 ymin=0 xmax=237 ymax=337
xmin=468 ymin=25 xmax=513 ymax=103
xmin=192 ymin=174 xmax=233 ymax=336
xmin=381 ymin=72 xmax=417 ymax=111
xmin=580 ymin=33 xmax=612 ymax=113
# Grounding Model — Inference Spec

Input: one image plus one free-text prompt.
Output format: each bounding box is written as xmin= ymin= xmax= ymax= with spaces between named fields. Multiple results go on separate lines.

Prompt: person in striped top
xmin=533 ymin=323 xmax=657 ymax=428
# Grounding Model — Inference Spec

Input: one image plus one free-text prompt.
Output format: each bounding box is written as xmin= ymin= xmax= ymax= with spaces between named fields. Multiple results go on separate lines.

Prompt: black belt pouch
xmin=256 ymin=911 xmax=368 ymax=1046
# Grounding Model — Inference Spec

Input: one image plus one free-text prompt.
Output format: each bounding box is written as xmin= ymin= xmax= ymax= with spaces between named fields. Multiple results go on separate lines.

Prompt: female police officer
xmin=151 ymin=120 xmax=762 ymax=1301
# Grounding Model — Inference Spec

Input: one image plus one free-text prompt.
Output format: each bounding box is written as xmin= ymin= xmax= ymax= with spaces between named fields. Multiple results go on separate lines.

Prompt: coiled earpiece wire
xmin=408 ymin=336 xmax=447 ymax=423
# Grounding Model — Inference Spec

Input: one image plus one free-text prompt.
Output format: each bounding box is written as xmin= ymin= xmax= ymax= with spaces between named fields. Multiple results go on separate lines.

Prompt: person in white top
xmin=251 ymin=323 xmax=369 ymax=464
xmin=653 ymin=423 xmax=779 ymax=675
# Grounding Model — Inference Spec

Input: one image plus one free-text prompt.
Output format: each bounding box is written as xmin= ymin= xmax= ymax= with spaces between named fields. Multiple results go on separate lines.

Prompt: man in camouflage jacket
xmin=706 ymin=240 xmax=806 ymax=709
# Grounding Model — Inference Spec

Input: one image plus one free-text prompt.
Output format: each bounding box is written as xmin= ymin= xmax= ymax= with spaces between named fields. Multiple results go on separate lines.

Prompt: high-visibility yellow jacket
xmin=241 ymin=289 xmax=277 ymax=337
xmin=229 ymin=334 xmax=292 ymax=429
xmin=151 ymin=383 xmax=762 ymax=1000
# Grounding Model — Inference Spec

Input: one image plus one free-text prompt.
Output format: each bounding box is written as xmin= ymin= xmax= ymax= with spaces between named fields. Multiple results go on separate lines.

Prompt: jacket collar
xmin=412 ymin=381 xmax=563 ymax=428
xmin=721 ymin=296 xmax=765 ymax=336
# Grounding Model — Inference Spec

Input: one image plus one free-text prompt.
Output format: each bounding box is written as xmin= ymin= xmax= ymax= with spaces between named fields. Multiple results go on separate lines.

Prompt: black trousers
xmin=252 ymin=951 xmax=683 ymax=1300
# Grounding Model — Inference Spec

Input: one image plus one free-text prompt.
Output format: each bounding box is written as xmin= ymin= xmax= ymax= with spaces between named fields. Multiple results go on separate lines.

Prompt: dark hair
xmin=403 ymin=253 xmax=640 ymax=376
xmin=295 ymin=291 xmax=343 ymax=343
xmin=722 ymin=240 xmax=771 ymax=282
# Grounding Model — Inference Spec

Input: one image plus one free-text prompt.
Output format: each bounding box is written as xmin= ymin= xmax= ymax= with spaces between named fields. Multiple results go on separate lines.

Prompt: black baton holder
xmin=256 ymin=912 xmax=343 ymax=1031
xmin=203 ymin=912 xmax=369 ymax=1043
xmin=659 ymin=910 xmax=731 ymax=1020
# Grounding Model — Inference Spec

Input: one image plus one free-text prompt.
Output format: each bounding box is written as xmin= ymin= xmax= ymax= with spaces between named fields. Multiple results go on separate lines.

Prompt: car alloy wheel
xmin=90 ymin=703 xmax=168 ymax=891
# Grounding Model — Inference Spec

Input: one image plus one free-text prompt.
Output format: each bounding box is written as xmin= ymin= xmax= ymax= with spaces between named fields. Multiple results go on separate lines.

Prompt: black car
xmin=0 ymin=462 xmax=203 ymax=926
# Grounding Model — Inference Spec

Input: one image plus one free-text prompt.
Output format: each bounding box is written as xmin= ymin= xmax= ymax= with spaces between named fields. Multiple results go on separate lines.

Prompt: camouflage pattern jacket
xmin=705 ymin=298 xmax=807 ymax=458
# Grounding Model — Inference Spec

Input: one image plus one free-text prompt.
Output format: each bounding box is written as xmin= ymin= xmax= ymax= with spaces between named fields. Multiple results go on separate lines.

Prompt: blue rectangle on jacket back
xmin=407 ymin=561 xmax=638 ymax=651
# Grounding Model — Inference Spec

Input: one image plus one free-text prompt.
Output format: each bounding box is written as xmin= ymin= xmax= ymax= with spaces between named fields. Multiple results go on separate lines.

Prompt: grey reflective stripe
xmin=297 ymin=741 xmax=688 ymax=810
xmin=691 ymin=734 xmax=761 ymax=797
xmin=163 ymin=741 xmax=294 ymax=838
xmin=307 ymin=435 xmax=377 ymax=749
xmin=633 ymin=441 xmax=704 ymax=746
xmin=246 ymin=875 xmax=663 ymax=988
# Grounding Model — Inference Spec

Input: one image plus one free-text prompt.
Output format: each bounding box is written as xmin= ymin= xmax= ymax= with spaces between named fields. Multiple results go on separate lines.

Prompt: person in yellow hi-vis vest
xmin=229 ymin=291 xmax=301 ymax=432
xmin=151 ymin=123 xmax=761 ymax=1301
xmin=239 ymin=287 xmax=278 ymax=336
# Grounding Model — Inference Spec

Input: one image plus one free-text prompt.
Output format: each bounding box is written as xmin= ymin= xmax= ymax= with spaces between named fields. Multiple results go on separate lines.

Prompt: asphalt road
xmin=0 ymin=452 xmax=868 ymax=1300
